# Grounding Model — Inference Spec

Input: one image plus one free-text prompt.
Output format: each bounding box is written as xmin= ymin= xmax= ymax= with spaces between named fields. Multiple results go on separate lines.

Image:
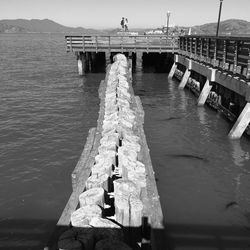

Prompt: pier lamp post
xmin=216 ymin=0 xmax=224 ymax=36
xmin=166 ymin=11 xmax=171 ymax=37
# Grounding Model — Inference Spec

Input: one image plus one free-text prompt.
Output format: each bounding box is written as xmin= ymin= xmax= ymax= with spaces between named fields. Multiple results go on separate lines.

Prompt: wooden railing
xmin=65 ymin=35 xmax=178 ymax=53
xmin=179 ymin=35 xmax=250 ymax=80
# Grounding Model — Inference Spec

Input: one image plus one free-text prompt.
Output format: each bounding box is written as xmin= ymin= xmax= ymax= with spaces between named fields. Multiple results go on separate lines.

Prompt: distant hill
xmin=1 ymin=18 xmax=250 ymax=35
xmin=191 ymin=19 xmax=250 ymax=35
xmin=0 ymin=19 xmax=101 ymax=34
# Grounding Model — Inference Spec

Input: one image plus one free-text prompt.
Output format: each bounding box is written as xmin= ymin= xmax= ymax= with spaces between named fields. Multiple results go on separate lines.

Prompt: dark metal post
xmin=216 ymin=0 xmax=223 ymax=37
xmin=166 ymin=11 xmax=171 ymax=37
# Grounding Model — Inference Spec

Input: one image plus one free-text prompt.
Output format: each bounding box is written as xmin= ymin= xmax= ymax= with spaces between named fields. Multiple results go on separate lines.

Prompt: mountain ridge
xmin=1 ymin=18 xmax=250 ymax=35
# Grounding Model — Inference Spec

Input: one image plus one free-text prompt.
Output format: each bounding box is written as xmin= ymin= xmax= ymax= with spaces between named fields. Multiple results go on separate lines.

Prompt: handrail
xmin=65 ymin=34 xmax=179 ymax=53
xmin=178 ymin=35 xmax=250 ymax=80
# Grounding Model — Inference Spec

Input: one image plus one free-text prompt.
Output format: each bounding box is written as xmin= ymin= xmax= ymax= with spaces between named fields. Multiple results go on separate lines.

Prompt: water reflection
xmin=167 ymin=78 xmax=176 ymax=102
xmin=197 ymin=106 xmax=210 ymax=137
xmin=230 ymin=140 xmax=250 ymax=167
xmin=179 ymin=89 xmax=187 ymax=111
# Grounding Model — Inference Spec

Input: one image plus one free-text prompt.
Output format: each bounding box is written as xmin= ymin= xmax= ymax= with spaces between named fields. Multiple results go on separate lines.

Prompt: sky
xmin=0 ymin=0 xmax=250 ymax=29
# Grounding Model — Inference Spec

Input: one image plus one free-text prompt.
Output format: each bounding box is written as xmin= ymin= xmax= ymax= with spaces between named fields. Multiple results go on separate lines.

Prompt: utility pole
xmin=166 ymin=11 xmax=171 ymax=37
xmin=216 ymin=0 xmax=224 ymax=36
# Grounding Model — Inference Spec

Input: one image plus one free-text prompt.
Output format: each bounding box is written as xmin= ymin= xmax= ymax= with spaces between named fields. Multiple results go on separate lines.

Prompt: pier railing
xmin=65 ymin=34 xmax=178 ymax=53
xmin=179 ymin=35 xmax=250 ymax=80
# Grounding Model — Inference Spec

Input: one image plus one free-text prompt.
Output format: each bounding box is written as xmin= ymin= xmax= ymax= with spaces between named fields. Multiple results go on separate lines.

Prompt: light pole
xmin=216 ymin=0 xmax=224 ymax=37
xmin=166 ymin=11 xmax=171 ymax=37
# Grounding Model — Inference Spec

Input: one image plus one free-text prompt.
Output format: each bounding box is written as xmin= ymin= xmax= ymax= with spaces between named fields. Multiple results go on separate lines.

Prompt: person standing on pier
xmin=120 ymin=17 xmax=125 ymax=31
xmin=124 ymin=18 xmax=129 ymax=31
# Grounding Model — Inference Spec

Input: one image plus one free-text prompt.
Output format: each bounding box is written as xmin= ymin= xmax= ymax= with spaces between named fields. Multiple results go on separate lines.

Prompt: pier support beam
xmin=178 ymin=68 xmax=191 ymax=89
xmin=86 ymin=52 xmax=93 ymax=73
xmin=228 ymin=102 xmax=250 ymax=139
xmin=105 ymin=51 xmax=111 ymax=69
xmin=128 ymin=52 xmax=133 ymax=83
xmin=77 ymin=52 xmax=86 ymax=76
xmin=136 ymin=52 xmax=143 ymax=71
xmin=197 ymin=79 xmax=213 ymax=106
xmin=168 ymin=62 xmax=177 ymax=79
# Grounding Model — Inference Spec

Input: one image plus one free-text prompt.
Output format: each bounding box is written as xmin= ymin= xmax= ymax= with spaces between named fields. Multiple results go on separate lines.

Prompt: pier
xmin=45 ymin=54 xmax=164 ymax=250
xmin=65 ymin=34 xmax=178 ymax=75
xmin=169 ymin=35 xmax=250 ymax=139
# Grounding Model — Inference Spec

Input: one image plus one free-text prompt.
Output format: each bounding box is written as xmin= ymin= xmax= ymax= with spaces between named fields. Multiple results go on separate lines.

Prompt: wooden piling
xmin=105 ymin=51 xmax=111 ymax=68
xmin=178 ymin=68 xmax=191 ymax=89
xmin=168 ymin=62 xmax=177 ymax=79
xmin=77 ymin=52 xmax=86 ymax=75
xmin=45 ymin=54 xmax=164 ymax=250
xmin=228 ymin=102 xmax=250 ymax=139
xmin=136 ymin=51 xmax=143 ymax=71
xmin=197 ymin=79 xmax=213 ymax=106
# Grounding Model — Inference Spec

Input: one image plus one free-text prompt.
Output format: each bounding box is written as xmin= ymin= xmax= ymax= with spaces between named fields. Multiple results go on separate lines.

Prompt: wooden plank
xmin=71 ymin=127 xmax=96 ymax=191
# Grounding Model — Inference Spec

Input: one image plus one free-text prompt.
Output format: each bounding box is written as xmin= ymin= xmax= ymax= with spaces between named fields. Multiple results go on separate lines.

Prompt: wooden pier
xmin=65 ymin=34 xmax=178 ymax=53
xmin=44 ymin=54 xmax=164 ymax=250
xmin=66 ymin=34 xmax=178 ymax=76
xmin=169 ymin=35 xmax=250 ymax=139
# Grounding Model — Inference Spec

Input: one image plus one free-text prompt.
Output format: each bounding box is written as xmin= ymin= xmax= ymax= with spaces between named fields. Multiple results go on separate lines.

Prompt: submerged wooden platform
xmin=44 ymin=54 xmax=164 ymax=250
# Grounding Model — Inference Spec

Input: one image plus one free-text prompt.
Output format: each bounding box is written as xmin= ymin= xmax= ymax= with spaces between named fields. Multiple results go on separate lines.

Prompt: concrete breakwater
xmin=44 ymin=54 xmax=164 ymax=250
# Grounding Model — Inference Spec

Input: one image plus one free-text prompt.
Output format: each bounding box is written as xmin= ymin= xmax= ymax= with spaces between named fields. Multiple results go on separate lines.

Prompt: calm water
xmin=0 ymin=34 xmax=250 ymax=250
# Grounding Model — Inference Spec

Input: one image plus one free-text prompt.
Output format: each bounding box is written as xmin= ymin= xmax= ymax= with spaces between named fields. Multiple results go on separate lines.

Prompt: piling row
xmin=45 ymin=54 xmax=164 ymax=250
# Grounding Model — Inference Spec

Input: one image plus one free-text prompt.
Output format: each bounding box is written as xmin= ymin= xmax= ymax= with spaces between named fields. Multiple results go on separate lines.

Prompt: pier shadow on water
xmin=165 ymin=222 xmax=250 ymax=250
xmin=0 ymin=218 xmax=56 ymax=250
xmin=1 ymin=218 xmax=250 ymax=250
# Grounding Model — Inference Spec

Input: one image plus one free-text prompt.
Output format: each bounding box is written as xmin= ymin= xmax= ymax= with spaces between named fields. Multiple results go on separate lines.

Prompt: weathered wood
xmin=66 ymin=35 xmax=178 ymax=54
xmin=228 ymin=102 xmax=250 ymax=139
xmin=178 ymin=68 xmax=191 ymax=89
xmin=79 ymin=187 xmax=104 ymax=207
xmin=77 ymin=52 xmax=86 ymax=75
xmin=71 ymin=127 xmax=96 ymax=191
xmin=168 ymin=62 xmax=177 ymax=79
xmin=179 ymin=35 xmax=250 ymax=80
xmin=197 ymin=79 xmax=213 ymax=106
xmin=70 ymin=205 xmax=102 ymax=227
xmin=136 ymin=51 xmax=143 ymax=71
xmin=47 ymin=55 xmax=165 ymax=250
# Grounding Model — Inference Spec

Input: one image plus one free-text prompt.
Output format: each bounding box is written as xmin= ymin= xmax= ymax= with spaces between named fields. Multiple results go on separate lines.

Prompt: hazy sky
xmin=1 ymin=0 xmax=249 ymax=28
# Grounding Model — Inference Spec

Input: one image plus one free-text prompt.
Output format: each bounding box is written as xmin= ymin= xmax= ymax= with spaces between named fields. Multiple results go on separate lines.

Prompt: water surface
xmin=0 ymin=34 xmax=250 ymax=250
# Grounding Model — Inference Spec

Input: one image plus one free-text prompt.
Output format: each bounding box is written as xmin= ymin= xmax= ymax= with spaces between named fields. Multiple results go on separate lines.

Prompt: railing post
xmin=179 ymin=36 xmax=183 ymax=52
xmin=206 ymin=38 xmax=210 ymax=63
xmin=213 ymin=38 xmax=218 ymax=67
xmin=134 ymin=36 xmax=136 ymax=53
xmin=82 ymin=36 xmax=85 ymax=52
xmin=200 ymin=38 xmax=203 ymax=61
xmin=121 ymin=36 xmax=124 ymax=53
xmin=223 ymin=39 xmax=227 ymax=66
xmin=214 ymin=38 xmax=217 ymax=61
xmin=159 ymin=36 xmax=162 ymax=53
xmin=189 ymin=37 xmax=192 ymax=57
xmin=147 ymin=36 xmax=149 ymax=53
xmin=194 ymin=38 xmax=197 ymax=57
xmin=185 ymin=37 xmax=188 ymax=55
xmin=247 ymin=49 xmax=250 ymax=80
xmin=233 ymin=40 xmax=239 ymax=74
xmin=70 ymin=37 xmax=73 ymax=52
